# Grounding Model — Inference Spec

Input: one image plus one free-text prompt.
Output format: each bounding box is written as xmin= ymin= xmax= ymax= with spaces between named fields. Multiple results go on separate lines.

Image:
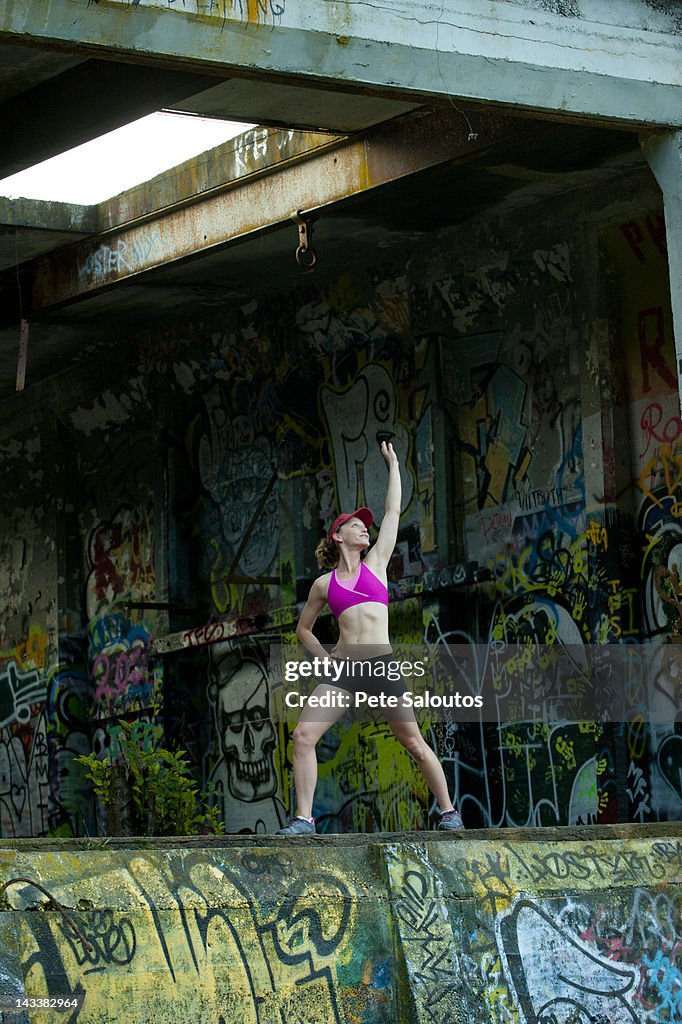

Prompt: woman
xmin=277 ymin=440 xmax=464 ymax=834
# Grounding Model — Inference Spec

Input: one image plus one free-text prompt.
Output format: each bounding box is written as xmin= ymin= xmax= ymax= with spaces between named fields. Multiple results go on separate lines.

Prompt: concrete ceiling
xmin=0 ymin=35 xmax=653 ymax=403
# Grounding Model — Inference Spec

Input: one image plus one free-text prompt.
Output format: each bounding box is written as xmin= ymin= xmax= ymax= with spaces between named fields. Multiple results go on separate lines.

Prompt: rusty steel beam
xmin=94 ymin=125 xmax=341 ymax=233
xmin=151 ymin=559 xmax=487 ymax=655
xmin=7 ymin=110 xmax=524 ymax=318
xmin=151 ymin=615 xmax=282 ymax=656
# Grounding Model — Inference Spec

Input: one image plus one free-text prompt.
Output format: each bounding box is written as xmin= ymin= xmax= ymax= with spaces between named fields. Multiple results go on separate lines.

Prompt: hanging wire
xmin=435 ymin=0 xmax=479 ymax=141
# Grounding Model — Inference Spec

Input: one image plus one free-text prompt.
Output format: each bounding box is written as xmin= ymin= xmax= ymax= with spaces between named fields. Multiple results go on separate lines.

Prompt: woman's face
xmin=336 ymin=517 xmax=370 ymax=550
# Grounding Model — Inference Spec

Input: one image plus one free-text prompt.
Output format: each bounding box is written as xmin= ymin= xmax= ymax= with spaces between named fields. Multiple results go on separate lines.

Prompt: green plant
xmin=77 ymin=721 xmax=224 ymax=836
xmin=77 ymin=751 xmax=117 ymax=807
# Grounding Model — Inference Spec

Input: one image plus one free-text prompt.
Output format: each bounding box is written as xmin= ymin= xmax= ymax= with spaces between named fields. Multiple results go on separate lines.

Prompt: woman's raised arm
xmin=368 ymin=440 xmax=401 ymax=567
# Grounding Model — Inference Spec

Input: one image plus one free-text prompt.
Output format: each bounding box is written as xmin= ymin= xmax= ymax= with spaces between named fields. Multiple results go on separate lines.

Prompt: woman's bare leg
xmin=388 ymin=718 xmax=454 ymax=813
xmin=291 ymin=685 xmax=349 ymax=818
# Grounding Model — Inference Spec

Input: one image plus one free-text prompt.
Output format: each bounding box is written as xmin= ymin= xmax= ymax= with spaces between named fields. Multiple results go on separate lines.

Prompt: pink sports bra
xmin=327 ymin=562 xmax=389 ymax=619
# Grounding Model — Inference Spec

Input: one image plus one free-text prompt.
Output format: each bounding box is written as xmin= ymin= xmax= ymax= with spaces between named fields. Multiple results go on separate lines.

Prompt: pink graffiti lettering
xmin=620 ymin=213 xmax=666 ymax=263
xmin=640 ymin=402 xmax=682 ymax=457
xmin=479 ymin=509 xmax=512 ymax=541
xmin=645 ymin=212 xmax=667 ymax=257
xmin=93 ymin=644 xmax=147 ymax=703
xmin=620 ymin=221 xmax=646 ymax=263
xmin=638 ymin=308 xmax=676 ymax=395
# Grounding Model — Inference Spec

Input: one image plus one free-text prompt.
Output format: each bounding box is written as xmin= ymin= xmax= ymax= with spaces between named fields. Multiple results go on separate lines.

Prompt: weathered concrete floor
xmin=0 ymin=823 xmax=679 ymax=1023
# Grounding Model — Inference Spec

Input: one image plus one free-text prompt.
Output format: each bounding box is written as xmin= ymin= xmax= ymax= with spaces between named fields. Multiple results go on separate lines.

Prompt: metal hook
xmin=291 ymin=211 xmax=317 ymax=269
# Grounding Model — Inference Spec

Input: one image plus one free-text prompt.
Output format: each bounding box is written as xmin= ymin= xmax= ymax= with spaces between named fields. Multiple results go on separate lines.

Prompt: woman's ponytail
xmin=315 ymin=536 xmax=340 ymax=569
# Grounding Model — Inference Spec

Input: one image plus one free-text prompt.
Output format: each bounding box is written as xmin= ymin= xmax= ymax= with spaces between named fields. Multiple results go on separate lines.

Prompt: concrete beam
xmin=0 ymin=197 xmax=96 ymax=234
xmin=0 ymin=110 xmax=524 ymax=319
xmin=641 ymin=130 xmax=682 ymax=410
xmin=0 ymin=0 xmax=681 ymax=128
xmin=0 ymin=198 xmax=97 ymax=273
xmin=173 ymin=77 xmax=419 ymax=135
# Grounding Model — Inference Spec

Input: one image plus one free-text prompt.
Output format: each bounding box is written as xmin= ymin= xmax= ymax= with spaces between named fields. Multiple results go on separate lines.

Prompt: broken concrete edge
xmin=0 ymin=195 xmax=97 ymax=234
xmin=0 ymin=821 xmax=678 ymax=853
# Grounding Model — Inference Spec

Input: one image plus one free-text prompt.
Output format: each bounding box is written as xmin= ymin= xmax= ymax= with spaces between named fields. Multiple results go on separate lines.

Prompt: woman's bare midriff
xmin=333 ymin=601 xmax=391 ymax=658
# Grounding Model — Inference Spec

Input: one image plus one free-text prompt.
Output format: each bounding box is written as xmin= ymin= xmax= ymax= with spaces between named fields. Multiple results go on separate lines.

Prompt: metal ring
xmin=296 ymin=244 xmax=317 ymax=268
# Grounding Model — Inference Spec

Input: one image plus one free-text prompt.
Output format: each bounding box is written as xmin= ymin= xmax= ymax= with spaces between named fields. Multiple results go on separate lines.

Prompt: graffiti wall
xmin=0 ymin=829 xmax=678 ymax=1023
xmin=602 ymin=211 xmax=682 ymax=826
xmin=0 ymin=171 xmax=679 ymax=836
xmin=0 ymin=426 xmax=57 ymax=838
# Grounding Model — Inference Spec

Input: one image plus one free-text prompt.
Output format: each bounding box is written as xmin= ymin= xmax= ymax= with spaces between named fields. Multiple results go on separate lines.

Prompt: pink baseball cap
xmin=327 ymin=507 xmax=373 ymax=543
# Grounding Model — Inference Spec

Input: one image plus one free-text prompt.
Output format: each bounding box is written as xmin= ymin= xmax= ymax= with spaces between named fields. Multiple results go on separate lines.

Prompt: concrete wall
xmin=0 ymin=164 xmax=680 ymax=837
xmin=0 ymin=825 xmax=679 ymax=1022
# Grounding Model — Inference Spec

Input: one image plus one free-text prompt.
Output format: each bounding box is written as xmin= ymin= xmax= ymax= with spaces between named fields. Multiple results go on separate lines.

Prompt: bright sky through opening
xmin=0 ymin=111 xmax=255 ymax=205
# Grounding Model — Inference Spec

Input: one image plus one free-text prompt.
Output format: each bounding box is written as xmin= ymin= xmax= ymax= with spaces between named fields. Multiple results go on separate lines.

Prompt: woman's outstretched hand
xmin=380 ymin=440 xmax=399 ymax=467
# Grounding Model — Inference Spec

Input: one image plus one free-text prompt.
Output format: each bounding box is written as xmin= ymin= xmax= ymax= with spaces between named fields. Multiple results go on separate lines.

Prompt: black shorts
xmin=331 ymin=654 xmax=413 ymax=722
xmin=332 ymin=654 xmax=409 ymax=698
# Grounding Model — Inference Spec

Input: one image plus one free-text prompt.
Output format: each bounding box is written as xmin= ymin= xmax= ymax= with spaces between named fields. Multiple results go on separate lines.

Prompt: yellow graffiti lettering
xmin=555 ymin=736 xmax=577 ymax=769
xmin=585 ymin=520 xmax=609 ymax=549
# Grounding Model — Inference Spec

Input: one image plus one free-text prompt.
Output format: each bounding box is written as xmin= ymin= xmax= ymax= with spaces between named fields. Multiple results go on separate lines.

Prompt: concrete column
xmin=641 ymin=131 xmax=682 ymax=414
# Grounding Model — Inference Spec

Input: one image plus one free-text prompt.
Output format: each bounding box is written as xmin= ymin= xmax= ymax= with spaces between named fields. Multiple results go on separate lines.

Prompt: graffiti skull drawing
xmin=210 ymin=646 xmax=277 ymax=802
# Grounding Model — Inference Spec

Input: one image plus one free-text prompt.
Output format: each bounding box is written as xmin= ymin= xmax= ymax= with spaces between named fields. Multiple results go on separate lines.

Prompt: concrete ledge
xmin=0 ymin=824 xmax=679 ymax=1022
xmin=0 ymin=820 xmax=679 ymax=851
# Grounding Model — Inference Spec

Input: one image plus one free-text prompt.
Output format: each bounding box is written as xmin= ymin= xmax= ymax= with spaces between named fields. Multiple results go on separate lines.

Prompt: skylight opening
xmin=0 ymin=111 xmax=256 ymax=205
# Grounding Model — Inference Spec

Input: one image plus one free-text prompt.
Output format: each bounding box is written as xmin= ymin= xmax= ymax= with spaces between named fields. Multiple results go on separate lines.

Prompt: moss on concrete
xmin=0 ymin=824 xmax=678 ymax=1022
